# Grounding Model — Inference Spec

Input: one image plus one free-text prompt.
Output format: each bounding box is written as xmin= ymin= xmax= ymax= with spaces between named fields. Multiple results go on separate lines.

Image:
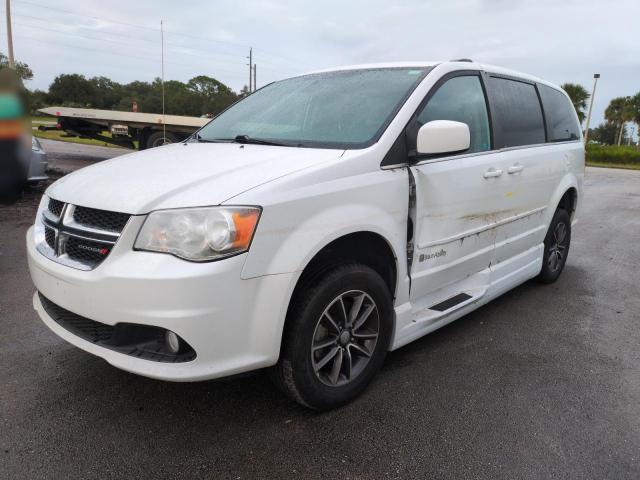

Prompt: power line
xmin=14 ymin=0 xmax=178 ymax=35
xmin=12 ymin=24 xmax=286 ymax=82
xmin=13 ymin=12 xmax=162 ymax=45
xmin=12 ymin=20 xmax=270 ymax=69
xmin=13 ymin=20 xmax=155 ymax=50
xmin=12 ymin=0 xmax=312 ymax=67
xmin=12 ymin=12 xmax=300 ymax=72
xmin=15 ymin=34 xmax=243 ymax=78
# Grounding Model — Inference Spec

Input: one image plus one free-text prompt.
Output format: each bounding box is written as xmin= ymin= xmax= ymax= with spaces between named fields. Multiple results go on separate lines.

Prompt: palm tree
xmin=561 ymin=83 xmax=590 ymax=124
xmin=605 ymin=97 xmax=635 ymax=145
xmin=631 ymin=92 xmax=640 ymax=147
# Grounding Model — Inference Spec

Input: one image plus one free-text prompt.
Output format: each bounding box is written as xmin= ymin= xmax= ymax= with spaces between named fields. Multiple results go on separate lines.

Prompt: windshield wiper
xmin=193 ymin=134 xmax=226 ymax=143
xmin=232 ymin=134 xmax=290 ymax=147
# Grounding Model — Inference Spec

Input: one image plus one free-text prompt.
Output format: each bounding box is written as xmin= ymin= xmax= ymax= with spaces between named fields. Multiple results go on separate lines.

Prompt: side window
xmin=489 ymin=77 xmax=545 ymax=148
xmin=538 ymin=84 xmax=581 ymax=142
xmin=416 ymin=75 xmax=491 ymax=153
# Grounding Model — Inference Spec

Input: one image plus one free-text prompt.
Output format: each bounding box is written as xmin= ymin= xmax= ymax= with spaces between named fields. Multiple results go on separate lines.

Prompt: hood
xmin=47 ymin=142 xmax=344 ymax=214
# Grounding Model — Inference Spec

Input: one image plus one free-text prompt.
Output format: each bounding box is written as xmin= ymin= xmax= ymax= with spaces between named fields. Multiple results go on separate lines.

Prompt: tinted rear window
xmin=489 ymin=77 xmax=546 ymax=148
xmin=538 ymin=84 xmax=581 ymax=142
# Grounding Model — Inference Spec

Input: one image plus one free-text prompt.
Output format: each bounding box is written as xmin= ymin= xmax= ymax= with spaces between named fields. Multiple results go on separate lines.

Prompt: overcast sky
xmin=3 ymin=0 xmax=639 ymax=129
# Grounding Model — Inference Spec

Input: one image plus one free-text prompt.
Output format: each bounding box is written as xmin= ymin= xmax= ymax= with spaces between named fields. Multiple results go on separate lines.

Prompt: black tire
xmin=146 ymin=131 xmax=180 ymax=149
xmin=271 ymin=263 xmax=393 ymax=410
xmin=537 ymin=208 xmax=571 ymax=284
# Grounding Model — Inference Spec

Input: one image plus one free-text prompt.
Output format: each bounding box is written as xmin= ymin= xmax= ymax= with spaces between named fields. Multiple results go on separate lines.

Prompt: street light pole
xmin=583 ymin=73 xmax=600 ymax=145
xmin=5 ymin=0 xmax=15 ymax=69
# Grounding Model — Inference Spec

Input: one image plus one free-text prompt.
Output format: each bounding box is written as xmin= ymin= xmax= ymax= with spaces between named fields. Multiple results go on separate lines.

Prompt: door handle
xmin=507 ymin=164 xmax=524 ymax=174
xmin=483 ymin=168 xmax=503 ymax=179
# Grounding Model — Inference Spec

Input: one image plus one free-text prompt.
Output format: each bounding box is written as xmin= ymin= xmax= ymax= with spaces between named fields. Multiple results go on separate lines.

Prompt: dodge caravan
xmin=27 ymin=61 xmax=584 ymax=409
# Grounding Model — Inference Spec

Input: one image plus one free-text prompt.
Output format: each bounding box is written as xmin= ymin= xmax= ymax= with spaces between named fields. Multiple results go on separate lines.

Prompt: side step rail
xmin=429 ymin=292 xmax=473 ymax=312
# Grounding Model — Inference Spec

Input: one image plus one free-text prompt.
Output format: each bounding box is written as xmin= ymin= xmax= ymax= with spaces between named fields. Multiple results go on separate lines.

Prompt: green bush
xmin=586 ymin=144 xmax=640 ymax=165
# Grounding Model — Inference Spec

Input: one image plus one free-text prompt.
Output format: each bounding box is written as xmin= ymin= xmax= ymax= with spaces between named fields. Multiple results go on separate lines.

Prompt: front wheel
xmin=537 ymin=208 xmax=571 ymax=284
xmin=272 ymin=263 xmax=393 ymax=410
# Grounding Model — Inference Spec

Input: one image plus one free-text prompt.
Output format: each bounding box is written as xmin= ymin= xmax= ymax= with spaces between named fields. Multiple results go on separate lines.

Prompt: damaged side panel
xmin=406 ymin=168 xmax=417 ymax=273
xmin=407 ymin=155 xmax=501 ymax=302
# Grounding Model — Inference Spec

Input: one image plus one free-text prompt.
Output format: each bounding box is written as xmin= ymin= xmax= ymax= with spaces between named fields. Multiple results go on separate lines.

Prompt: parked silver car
xmin=28 ymin=137 xmax=48 ymax=184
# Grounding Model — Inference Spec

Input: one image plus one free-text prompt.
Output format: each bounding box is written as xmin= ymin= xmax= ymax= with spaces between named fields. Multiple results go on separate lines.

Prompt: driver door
xmin=409 ymin=72 xmax=503 ymax=306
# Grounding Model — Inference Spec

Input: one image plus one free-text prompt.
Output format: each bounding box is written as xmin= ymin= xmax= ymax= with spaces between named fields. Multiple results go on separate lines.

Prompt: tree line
xmin=28 ymin=74 xmax=240 ymax=118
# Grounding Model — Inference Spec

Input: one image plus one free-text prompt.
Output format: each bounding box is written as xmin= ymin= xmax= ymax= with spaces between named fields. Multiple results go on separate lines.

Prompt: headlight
xmin=134 ymin=206 xmax=261 ymax=262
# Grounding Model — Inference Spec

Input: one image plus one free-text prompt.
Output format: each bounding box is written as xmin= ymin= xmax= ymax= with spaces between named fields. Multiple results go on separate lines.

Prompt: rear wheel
xmin=272 ymin=263 xmax=393 ymax=410
xmin=537 ymin=208 xmax=571 ymax=284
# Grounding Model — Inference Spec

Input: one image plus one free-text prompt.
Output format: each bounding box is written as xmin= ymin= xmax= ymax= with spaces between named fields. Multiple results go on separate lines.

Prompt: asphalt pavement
xmin=38 ymin=138 xmax=128 ymax=174
xmin=1 ymin=156 xmax=639 ymax=479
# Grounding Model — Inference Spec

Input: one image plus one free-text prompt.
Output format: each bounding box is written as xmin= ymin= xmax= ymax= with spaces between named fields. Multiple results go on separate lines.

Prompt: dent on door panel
xmin=409 ymin=157 xmax=500 ymax=300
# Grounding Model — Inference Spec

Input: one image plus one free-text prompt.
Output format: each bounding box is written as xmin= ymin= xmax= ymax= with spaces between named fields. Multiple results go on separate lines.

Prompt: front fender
xmin=240 ymin=169 xmax=409 ymax=282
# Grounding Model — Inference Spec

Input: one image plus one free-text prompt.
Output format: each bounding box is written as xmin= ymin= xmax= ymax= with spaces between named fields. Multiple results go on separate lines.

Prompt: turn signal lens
xmin=232 ymin=210 xmax=261 ymax=248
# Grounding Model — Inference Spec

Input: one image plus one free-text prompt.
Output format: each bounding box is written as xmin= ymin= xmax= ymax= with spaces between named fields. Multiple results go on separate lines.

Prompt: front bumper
xmin=27 ymin=149 xmax=48 ymax=183
xmin=27 ymin=224 xmax=297 ymax=381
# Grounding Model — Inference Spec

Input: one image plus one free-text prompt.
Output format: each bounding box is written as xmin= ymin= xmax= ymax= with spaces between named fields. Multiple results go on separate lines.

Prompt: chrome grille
xmin=65 ymin=236 xmax=113 ymax=265
xmin=35 ymin=199 xmax=131 ymax=271
xmin=48 ymin=198 xmax=64 ymax=218
xmin=44 ymin=226 xmax=56 ymax=249
xmin=73 ymin=206 xmax=130 ymax=233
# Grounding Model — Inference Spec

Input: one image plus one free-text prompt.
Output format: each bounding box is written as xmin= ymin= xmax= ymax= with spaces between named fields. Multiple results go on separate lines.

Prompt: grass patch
xmin=586 ymin=144 xmax=640 ymax=170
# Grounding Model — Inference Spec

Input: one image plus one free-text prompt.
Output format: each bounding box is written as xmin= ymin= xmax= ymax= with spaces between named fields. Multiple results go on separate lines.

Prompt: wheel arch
xmin=276 ymin=230 xmax=400 ymax=359
xmin=546 ymin=174 xmax=580 ymax=226
xmin=557 ymin=186 xmax=578 ymax=220
xmin=292 ymin=230 xmax=398 ymax=300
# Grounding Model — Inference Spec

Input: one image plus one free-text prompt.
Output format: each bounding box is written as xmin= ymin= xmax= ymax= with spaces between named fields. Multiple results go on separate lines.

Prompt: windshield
xmin=197 ymin=67 xmax=431 ymax=149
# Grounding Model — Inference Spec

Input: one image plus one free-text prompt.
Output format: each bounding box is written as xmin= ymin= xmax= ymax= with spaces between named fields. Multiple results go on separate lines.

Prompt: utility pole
xmin=247 ymin=48 xmax=253 ymax=93
xmin=6 ymin=0 xmax=15 ymax=69
xmin=583 ymin=73 xmax=600 ymax=145
xmin=253 ymin=64 xmax=257 ymax=92
xmin=161 ymin=20 xmax=166 ymax=142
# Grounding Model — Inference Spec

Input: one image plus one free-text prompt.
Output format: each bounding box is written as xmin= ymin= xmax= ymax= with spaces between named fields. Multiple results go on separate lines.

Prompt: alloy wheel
xmin=311 ymin=290 xmax=380 ymax=387
xmin=548 ymin=221 xmax=568 ymax=272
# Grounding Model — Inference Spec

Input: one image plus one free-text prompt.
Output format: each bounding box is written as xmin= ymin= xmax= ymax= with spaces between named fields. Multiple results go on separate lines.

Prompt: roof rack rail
xmin=450 ymin=58 xmax=473 ymax=62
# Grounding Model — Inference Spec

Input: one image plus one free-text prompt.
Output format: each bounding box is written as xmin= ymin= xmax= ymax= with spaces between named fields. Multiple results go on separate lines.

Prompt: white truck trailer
xmin=38 ymin=107 xmax=210 ymax=150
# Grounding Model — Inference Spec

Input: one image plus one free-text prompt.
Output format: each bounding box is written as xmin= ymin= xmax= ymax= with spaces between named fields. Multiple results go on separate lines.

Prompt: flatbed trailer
xmin=38 ymin=107 xmax=210 ymax=150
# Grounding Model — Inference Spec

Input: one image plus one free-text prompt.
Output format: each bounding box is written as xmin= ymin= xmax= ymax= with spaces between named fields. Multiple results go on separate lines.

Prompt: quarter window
xmin=415 ymin=75 xmax=491 ymax=153
xmin=489 ymin=77 xmax=546 ymax=148
xmin=538 ymin=84 xmax=581 ymax=142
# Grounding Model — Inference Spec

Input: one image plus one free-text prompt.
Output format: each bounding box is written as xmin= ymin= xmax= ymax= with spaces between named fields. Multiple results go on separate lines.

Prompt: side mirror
xmin=416 ymin=120 xmax=470 ymax=155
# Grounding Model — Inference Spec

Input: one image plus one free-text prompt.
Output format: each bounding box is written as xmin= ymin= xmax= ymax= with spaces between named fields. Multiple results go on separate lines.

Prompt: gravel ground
xmin=1 ymin=165 xmax=639 ymax=479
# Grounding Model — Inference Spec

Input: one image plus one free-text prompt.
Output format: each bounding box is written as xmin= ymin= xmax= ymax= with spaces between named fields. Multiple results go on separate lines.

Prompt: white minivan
xmin=27 ymin=61 xmax=584 ymax=409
